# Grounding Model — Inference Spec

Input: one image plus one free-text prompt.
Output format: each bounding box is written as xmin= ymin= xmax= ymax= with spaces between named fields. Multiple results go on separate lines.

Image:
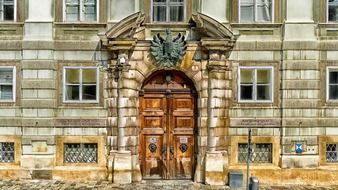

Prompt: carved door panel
xmin=140 ymin=94 xmax=167 ymax=179
xmin=140 ymin=93 xmax=195 ymax=180
xmin=169 ymin=94 xmax=195 ymax=179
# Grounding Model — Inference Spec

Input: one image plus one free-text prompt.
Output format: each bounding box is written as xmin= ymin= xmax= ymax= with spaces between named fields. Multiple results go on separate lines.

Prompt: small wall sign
xmin=180 ymin=137 xmax=188 ymax=144
xmin=149 ymin=137 xmax=157 ymax=143
xmin=296 ymin=143 xmax=302 ymax=153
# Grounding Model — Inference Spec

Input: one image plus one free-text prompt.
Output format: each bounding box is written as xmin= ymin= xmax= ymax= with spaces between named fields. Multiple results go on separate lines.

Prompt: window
xmin=63 ymin=67 xmax=98 ymax=102
xmin=64 ymin=0 xmax=98 ymax=22
xmin=326 ymin=143 xmax=338 ymax=162
xmin=238 ymin=143 xmax=272 ymax=163
xmin=0 ymin=0 xmax=15 ymax=21
xmin=152 ymin=0 xmax=185 ymax=22
xmin=327 ymin=68 xmax=338 ymax=100
xmin=64 ymin=143 xmax=97 ymax=163
xmin=0 ymin=67 xmax=15 ymax=101
xmin=329 ymin=0 xmax=338 ymax=22
xmin=239 ymin=0 xmax=273 ymax=22
xmin=238 ymin=67 xmax=272 ymax=102
xmin=109 ymin=0 xmax=138 ymax=21
xmin=0 ymin=142 xmax=14 ymax=163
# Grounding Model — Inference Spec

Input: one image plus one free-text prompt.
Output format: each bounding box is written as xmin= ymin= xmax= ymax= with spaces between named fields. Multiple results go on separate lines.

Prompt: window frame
xmin=326 ymin=67 xmax=338 ymax=101
xmin=327 ymin=0 xmax=338 ymax=22
xmin=0 ymin=0 xmax=16 ymax=22
xmin=0 ymin=66 xmax=16 ymax=102
xmin=151 ymin=0 xmax=186 ymax=23
xmin=63 ymin=66 xmax=99 ymax=103
xmin=238 ymin=0 xmax=274 ymax=23
xmin=62 ymin=0 xmax=99 ymax=22
xmin=238 ymin=66 xmax=273 ymax=103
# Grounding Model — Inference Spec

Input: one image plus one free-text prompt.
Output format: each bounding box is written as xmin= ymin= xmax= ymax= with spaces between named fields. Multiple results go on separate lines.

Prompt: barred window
xmin=64 ymin=143 xmax=98 ymax=163
xmin=326 ymin=143 xmax=338 ymax=162
xmin=238 ymin=143 xmax=272 ymax=163
xmin=0 ymin=142 xmax=14 ymax=162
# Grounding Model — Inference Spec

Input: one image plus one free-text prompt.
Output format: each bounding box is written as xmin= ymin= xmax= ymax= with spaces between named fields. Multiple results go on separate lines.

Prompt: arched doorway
xmin=139 ymin=70 xmax=197 ymax=180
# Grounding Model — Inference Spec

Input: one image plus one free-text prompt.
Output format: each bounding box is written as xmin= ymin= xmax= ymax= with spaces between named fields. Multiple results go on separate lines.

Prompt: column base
xmin=110 ymin=150 xmax=133 ymax=184
xmin=205 ymin=151 xmax=228 ymax=185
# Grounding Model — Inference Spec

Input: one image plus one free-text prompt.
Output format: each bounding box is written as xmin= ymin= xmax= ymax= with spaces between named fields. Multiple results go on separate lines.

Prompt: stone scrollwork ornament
xmin=150 ymin=28 xmax=187 ymax=67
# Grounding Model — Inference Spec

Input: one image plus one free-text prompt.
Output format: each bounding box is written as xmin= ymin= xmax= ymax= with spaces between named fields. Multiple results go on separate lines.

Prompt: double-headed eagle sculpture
xmin=150 ymin=29 xmax=187 ymax=67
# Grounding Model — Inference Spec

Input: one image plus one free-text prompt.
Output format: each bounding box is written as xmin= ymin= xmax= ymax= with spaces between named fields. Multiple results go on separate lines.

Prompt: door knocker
xmin=148 ymin=143 xmax=157 ymax=153
xmin=179 ymin=144 xmax=188 ymax=153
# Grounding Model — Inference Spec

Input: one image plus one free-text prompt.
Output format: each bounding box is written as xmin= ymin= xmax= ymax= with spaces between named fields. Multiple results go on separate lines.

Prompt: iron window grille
xmin=328 ymin=0 xmax=338 ymax=22
xmin=326 ymin=143 xmax=338 ymax=162
xmin=239 ymin=0 xmax=273 ymax=22
xmin=238 ymin=143 xmax=272 ymax=163
xmin=152 ymin=0 xmax=185 ymax=22
xmin=0 ymin=142 xmax=14 ymax=162
xmin=0 ymin=0 xmax=15 ymax=21
xmin=64 ymin=143 xmax=98 ymax=163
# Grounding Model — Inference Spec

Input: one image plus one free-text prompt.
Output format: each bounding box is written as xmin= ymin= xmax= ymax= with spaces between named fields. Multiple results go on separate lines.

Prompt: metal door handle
xmin=162 ymin=145 xmax=167 ymax=154
xmin=170 ymin=146 xmax=174 ymax=155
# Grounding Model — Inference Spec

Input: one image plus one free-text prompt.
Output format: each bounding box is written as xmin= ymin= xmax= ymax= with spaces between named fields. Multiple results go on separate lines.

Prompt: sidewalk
xmin=0 ymin=179 xmax=337 ymax=190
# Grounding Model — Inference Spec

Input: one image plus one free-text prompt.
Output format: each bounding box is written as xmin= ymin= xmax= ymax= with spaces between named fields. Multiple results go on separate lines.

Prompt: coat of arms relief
xmin=150 ymin=29 xmax=187 ymax=67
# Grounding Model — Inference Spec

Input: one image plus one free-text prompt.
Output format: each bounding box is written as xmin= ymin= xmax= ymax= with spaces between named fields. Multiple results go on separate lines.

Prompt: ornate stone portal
xmin=99 ymin=12 xmax=237 ymax=185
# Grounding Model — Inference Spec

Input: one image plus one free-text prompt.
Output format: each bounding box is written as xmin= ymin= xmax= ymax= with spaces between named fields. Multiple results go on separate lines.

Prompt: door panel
xmin=140 ymin=93 xmax=195 ymax=180
xmin=173 ymin=135 xmax=194 ymax=179
xmin=140 ymin=87 xmax=195 ymax=180
xmin=144 ymin=135 xmax=164 ymax=179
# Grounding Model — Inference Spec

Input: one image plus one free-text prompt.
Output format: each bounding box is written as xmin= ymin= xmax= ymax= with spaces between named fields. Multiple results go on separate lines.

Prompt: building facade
xmin=0 ymin=0 xmax=338 ymax=186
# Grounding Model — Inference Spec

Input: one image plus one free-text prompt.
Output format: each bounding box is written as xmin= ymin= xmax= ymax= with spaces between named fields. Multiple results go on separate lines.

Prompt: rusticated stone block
xmin=32 ymin=170 xmax=52 ymax=179
xmin=112 ymin=150 xmax=132 ymax=184
xmin=205 ymin=151 xmax=228 ymax=185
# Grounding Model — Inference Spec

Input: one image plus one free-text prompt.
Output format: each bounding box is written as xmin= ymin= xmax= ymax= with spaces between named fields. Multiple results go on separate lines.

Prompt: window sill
xmin=229 ymin=164 xmax=280 ymax=170
xmin=0 ymin=22 xmax=24 ymax=27
xmin=144 ymin=22 xmax=193 ymax=28
xmin=318 ymin=23 xmax=338 ymax=28
xmin=231 ymin=23 xmax=282 ymax=28
xmin=54 ymin=22 xmax=106 ymax=28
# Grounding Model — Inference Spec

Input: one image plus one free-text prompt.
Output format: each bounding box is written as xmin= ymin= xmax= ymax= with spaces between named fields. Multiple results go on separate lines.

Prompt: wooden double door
xmin=139 ymin=71 xmax=196 ymax=180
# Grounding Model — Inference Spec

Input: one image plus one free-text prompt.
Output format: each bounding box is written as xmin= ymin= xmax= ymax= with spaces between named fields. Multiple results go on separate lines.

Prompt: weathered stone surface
xmin=205 ymin=151 xmax=228 ymax=186
xmin=112 ymin=151 xmax=132 ymax=184
xmin=282 ymin=155 xmax=319 ymax=168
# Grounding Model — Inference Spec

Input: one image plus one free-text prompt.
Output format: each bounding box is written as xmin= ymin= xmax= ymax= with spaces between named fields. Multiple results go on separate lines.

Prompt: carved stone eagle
xmin=150 ymin=29 xmax=186 ymax=67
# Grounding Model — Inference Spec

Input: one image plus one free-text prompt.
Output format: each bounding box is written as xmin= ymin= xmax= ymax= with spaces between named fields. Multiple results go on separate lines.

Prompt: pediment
xmin=105 ymin=12 xmax=145 ymax=39
xmin=190 ymin=12 xmax=238 ymax=40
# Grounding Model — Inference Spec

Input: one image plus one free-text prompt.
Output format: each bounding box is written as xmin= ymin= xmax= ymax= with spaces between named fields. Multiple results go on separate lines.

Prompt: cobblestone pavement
xmin=0 ymin=179 xmax=337 ymax=190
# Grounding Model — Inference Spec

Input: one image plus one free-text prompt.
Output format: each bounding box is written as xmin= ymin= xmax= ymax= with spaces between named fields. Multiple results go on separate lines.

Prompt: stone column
xmin=112 ymin=51 xmax=132 ymax=184
xmin=204 ymin=48 xmax=230 ymax=186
